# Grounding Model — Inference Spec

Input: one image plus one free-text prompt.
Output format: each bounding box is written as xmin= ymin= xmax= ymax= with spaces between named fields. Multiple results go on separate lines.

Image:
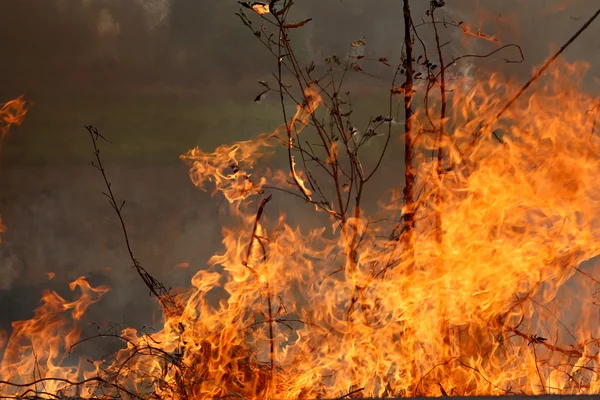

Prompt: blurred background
xmin=0 ymin=0 xmax=598 ymax=341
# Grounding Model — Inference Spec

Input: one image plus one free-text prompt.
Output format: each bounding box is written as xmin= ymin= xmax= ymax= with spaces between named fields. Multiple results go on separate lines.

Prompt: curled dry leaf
xmin=283 ymin=18 xmax=312 ymax=29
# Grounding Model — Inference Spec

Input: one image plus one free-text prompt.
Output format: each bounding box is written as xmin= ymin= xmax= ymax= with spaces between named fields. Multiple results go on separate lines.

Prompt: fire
xmin=180 ymin=86 xmax=322 ymax=203
xmin=173 ymin=60 xmax=600 ymax=397
xmin=0 ymin=277 xmax=109 ymax=397
xmin=0 ymin=95 xmax=30 ymax=242
xmin=0 ymin=95 xmax=30 ymax=140
xmin=0 ymin=216 xmax=5 ymax=243
xmin=251 ymin=3 xmax=270 ymax=15
xmin=2 ymin=41 xmax=600 ymax=400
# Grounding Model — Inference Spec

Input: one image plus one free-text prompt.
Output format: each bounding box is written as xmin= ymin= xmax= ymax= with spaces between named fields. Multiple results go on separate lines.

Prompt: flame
xmin=0 ymin=95 xmax=30 ymax=140
xmin=453 ymin=5 xmax=520 ymax=47
xmin=0 ymin=277 xmax=108 ymax=397
xmin=0 ymin=96 xmax=30 ymax=243
xmin=0 ymin=216 xmax=5 ymax=242
xmin=171 ymin=60 xmax=600 ymax=397
xmin=180 ymin=86 xmax=321 ymax=203
xmin=251 ymin=3 xmax=270 ymax=15
xmin=459 ymin=24 xmax=500 ymax=44
xmin=3 ymin=58 xmax=600 ymax=398
xmin=290 ymin=155 xmax=312 ymax=200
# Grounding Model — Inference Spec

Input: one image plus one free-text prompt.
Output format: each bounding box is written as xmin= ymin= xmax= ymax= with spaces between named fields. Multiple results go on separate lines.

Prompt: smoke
xmin=0 ymin=251 xmax=20 ymax=291
xmin=96 ymin=8 xmax=121 ymax=37
xmin=133 ymin=0 xmax=171 ymax=30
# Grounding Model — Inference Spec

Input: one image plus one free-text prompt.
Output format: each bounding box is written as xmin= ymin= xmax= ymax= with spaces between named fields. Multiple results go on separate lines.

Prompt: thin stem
xmin=474 ymin=7 xmax=600 ymax=144
xmin=402 ymin=0 xmax=416 ymax=270
xmin=84 ymin=125 xmax=180 ymax=317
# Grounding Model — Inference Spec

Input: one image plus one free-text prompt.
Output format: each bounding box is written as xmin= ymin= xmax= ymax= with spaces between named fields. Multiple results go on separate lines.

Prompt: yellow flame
xmin=251 ymin=3 xmax=270 ymax=15
xmin=3 ymin=60 xmax=600 ymax=399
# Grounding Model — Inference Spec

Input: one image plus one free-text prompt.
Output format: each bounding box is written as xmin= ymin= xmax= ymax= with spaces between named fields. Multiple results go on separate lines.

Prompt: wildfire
xmin=2 ymin=30 xmax=600 ymax=400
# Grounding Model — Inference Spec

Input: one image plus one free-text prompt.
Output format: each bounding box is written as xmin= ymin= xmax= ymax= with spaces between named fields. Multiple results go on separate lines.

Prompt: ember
xmin=1 ymin=1 xmax=600 ymax=399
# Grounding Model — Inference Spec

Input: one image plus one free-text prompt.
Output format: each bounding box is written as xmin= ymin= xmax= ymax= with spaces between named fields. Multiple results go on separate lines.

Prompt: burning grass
xmin=1 ymin=1 xmax=600 ymax=399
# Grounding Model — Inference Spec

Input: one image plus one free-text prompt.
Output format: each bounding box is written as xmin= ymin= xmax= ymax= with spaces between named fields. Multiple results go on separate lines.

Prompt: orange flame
xmin=169 ymin=60 xmax=600 ymax=397
xmin=251 ymin=3 xmax=270 ymax=15
xmin=180 ymin=86 xmax=322 ymax=203
xmin=0 ymin=95 xmax=30 ymax=140
xmin=0 ymin=277 xmax=108 ymax=397
xmin=0 ymin=95 xmax=30 ymax=243
xmin=2 ymin=59 xmax=600 ymax=398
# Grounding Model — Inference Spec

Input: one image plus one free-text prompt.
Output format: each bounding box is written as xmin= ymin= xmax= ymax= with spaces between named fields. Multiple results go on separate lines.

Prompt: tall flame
xmin=2 ymin=59 xmax=600 ymax=398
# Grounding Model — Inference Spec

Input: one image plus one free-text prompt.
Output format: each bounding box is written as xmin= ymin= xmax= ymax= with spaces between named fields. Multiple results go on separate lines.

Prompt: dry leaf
xmin=283 ymin=18 xmax=312 ymax=29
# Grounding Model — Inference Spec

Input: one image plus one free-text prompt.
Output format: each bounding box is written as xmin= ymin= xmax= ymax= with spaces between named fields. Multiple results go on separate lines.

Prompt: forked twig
xmin=84 ymin=125 xmax=181 ymax=317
